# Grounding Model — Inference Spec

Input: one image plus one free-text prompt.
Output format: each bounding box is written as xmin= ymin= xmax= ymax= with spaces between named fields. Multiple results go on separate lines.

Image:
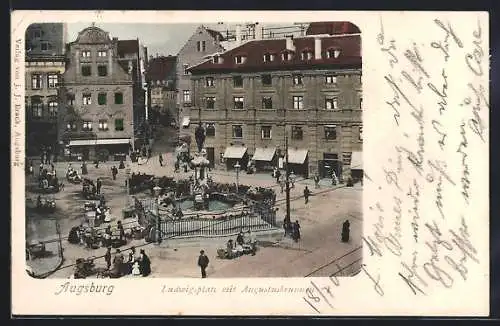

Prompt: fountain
xmin=189 ymin=122 xmax=211 ymax=211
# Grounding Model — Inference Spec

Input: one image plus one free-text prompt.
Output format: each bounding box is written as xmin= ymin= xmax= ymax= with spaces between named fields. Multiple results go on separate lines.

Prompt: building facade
xmin=58 ymin=26 xmax=134 ymax=161
xmin=25 ymin=23 xmax=67 ymax=156
xmin=146 ymin=55 xmax=177 ymax=125
xmin=188 ymin=23 xmax=362 ymax=179
xmin=176 ymin=25 xmax=225 ymax=135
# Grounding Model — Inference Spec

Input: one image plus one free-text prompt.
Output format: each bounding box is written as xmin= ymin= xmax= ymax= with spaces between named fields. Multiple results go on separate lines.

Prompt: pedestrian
xmin=111 ymin=166 xmax=117 ymax=180
xmin=275 ymin=169 xmax=281 ymax=184
xmin=303 ymin=186 xmax=311 ymax=204
xmin=104 ymin=247 xmax=112 ymax=270
xmin=341 ymin=220 xmax=350 ymax=243
xmin=331 ymin=170 xmax=338 ymax=186
xmin=139 ymin=249 xmax=151 ymax=277
xmin=39 ymin=162 xmax=44 ymax=176
xmin=197 ymin=250 xmax=209 ymax=278
xmin=279 ymin=177 xmax=285 ymax=194
xmin=112 ymin=249 xmax=125 ymax=277
xmin=117 ymin=220 xmax=125 ymax=242
xmin=289 ymin=171 xmax=296 ymax=189
xmin=159 ymin=153 xmax=163 ymax=167
xmin=314 ymin=173 xmax=320 ymax=189
xmin=292 ymin=220 xmax=301 ymax=242
xmin=96 ymin=178 xmax=102 ymax=194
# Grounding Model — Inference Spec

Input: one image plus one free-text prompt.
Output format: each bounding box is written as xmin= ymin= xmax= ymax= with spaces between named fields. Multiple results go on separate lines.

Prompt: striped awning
xmin=252 ymin=147 xmax=276 ymax=161
xmin=350 ymin=151 xmax=363 ymax=170
xmin=287 ymin=149 xmax=308 ymax=164
xmin=224 ymin=146 xmax=247 ymax=159
xmin=69 ymin=138 xmax=130 ymax=146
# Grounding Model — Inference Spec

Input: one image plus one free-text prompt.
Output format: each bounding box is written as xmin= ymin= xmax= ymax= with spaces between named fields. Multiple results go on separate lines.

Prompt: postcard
xmin=11 ymin=10 xmax=489 ymax=316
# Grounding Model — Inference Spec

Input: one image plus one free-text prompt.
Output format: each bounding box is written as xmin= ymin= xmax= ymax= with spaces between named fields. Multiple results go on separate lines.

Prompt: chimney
xmin=285 ymin=35 xmax=295 ymax=51
xmin=314 ymin=37 xmax=322 ymax=59
xmin=236 ymin=24 xmax=242 ymax=44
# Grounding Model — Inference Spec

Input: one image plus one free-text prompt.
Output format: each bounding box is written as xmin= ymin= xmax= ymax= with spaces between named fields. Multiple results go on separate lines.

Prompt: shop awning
xmin=350 ymin=151 xmax=363 ymax=170
xmin=252 ymin=147 xmax=276 ymax=161
xmin=182 ymin=116 xmax=190 ymax=127
xmin=224 ymin=146 xmax=247 ymax=159
xmin=287 ymin=149 xmax=308 ymax=164
xmin=69 ymin=138 xmax=130 ymax=146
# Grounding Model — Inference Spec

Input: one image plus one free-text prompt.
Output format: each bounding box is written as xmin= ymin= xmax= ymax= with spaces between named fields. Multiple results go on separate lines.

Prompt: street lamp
xmin=153 ymin=185 xmax=162 ymax=244
xmin=234 ymin=161 xmax=241 ymax=194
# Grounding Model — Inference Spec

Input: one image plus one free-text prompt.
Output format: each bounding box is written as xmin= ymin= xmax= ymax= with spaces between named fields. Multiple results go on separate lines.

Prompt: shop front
xmin=223 ymin=146 xmax=248 ymax=171
xmin=252 ymin=147 xmax=277 ymax=172
xmin=66 ymin=138 xmax=131 ymax=161
xmin=350 ymin=151 xmax=363 ymax=183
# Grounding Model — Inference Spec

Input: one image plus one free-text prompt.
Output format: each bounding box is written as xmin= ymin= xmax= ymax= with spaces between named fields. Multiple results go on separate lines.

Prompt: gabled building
xmin=188 ymin=27 xmax=362 ymax=180
xmin=176 ymin=25 xmax=225 ymax=137
xmin=58 ymin=25 xmax=134 ymax=161
xmin=25 ymin=23 xmax=67 ymax=156
xmin=146 ymin=54 xmax=177 ymax=125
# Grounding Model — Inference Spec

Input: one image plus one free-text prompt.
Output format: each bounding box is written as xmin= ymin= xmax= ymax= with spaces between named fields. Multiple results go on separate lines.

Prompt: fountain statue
xmin=191 ymin=122 xmax=211 ymax=210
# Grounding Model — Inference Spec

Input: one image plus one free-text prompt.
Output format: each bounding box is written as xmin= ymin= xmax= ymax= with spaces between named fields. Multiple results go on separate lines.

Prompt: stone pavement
xmin=27 ymin=153 xmax=362 ymax=279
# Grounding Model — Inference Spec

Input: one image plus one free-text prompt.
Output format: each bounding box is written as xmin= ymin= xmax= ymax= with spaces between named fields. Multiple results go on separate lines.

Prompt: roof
xmin=306 ymin=22 xmax=361 ymax=35
xmin=146 ymin=56 xmax=177 ymax=83
xmin=117 ymin=39 xmax=139 ymax=57
xmin=205 ymin=28 xmax=225 ymax=41
xmin=188 ymin=34 xmax=361 ymax=74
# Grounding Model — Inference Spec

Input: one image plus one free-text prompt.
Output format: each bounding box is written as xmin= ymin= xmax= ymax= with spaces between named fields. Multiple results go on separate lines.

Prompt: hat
xmin=200 ymin=250 xmax=205 ymax=254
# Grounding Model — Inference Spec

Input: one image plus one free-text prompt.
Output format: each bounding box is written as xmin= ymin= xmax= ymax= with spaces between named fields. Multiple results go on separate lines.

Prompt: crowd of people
xmin=220 ymin=230 xmax=258 ymax=259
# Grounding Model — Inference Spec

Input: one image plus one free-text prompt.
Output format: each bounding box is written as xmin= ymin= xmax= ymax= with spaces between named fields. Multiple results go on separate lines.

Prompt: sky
xmin=66 ymin=22 xmax=301 ymax=57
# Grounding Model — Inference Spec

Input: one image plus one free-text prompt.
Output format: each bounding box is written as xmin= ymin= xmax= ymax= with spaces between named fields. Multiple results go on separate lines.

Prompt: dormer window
xmin=263 ymin=53 xmax=275 ymax=62
xmin=81 ymin=50 xmax=91 ymax=58
xmin=212 ymin=55 xmax=223 ymax=64
xmin=281 ymin=52 xmax=293 ymax=61
xmin=326 ymin=48 xmax=342 ymax=59
xmin=235 ymin=55 xmax=247 ymax=64
xmin=206 ymin=77 xmax=215 ymax=87
xmin=301 ymin=50 xmax=313 ymax=61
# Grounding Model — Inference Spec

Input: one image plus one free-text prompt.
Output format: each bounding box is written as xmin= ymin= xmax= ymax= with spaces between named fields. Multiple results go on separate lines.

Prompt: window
xmin=233 ymin=97 xmax=244 ymax=110
xmin=47 ymin=74 xmax=58 ymax=88
xmin=326 ymin=48 xmax=341 ymax=59
xmin=183 ymin=64 xmax=189 ymax=75
xmin=97 ymin=65 xmax=108 ymax=76
xmin=206 ymin=123 xmax=215 ymax=137
xmin=31 ymin=74 xmax=42 ymax=89
xmin=202 ymin=41 xmax=206 ymax=51
xmin=233 ymin=76 xmax=243 ymax=87
xmin=293 ymin=96 xmax=304 ymax=110
xmin=48 ymin=101 xmax=58 ymax=117
xmin=81 ymin=50 xmax=91 ymax=58
xmin=115 ymin=119 xmax=124 ymax=131
xmin=97 ymin=50 xmax=107 ymax=57
xmin=206 ymin=96 xmax=216 ymax=109
xmin=232 ymin=125 xmax=243 ymax=138
xmin=263 ymin=53 xmax=275 ymax=62
xmin=66 ymin=121 xmax=77 ymax=131
xmin=31 ymin=101 xmax=43 ymax=118
xmin=325 ymin=97 xmax=338 ymax=110
xmin=40 ymin=42 xmax=51 ymax=51
xmin=261 ymin=126 xmax=272 ymax=139
xmin=114 ymin=92 xmax=123 ymax=104
xmin=206 ymin=77 xmax=215 ymax=87
xmin=197 ymin=41 xmax=206 ymax=52
xmin=67 ymin=93 xmax=75 ymax=106
xmin=83 ymin=93 xmax=92 ymax=105
xmin=359 ymin=126 xmax=363 ymax=141
xmin=183 ymin=90 xmax=191 ymax=103
xmin=81 ymin=65 xmax=92 ymax=76
xmin=262 ymin=96 xmax=273 ymax=110
xmin=281 ymin=52 xmax=293 ymax=61
xmin=235 ymin=55 xmax=247 ymax=64
xmin=212 ymin=55 xmax=222 ymax=64
xmin=292 ymin=74 xmax=303 ymax=86
xmin=324 ymin=126 xmax=337 ymax=140
xmin=99 ymin=119 xmax=109 ymax=131
xmin=301 ymin=50 xmax=313 ymax=60
xmin=98 ymin=92 xmax=107 ymax=105
xmin=261 ymin=74 xmax=272 ymax=86
xmin=326 ymin=75 xmax=337 ymax=84
xmin=291 ymin=126 xmax=303 ymax=140
xmin=82 ymin=121 xmax=93 ymax=131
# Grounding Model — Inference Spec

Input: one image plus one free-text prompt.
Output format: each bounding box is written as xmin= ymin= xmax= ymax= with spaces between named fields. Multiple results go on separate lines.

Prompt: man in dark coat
xmin=198 ymin=250 xmax=209 ymax=278
xmin=292 ymin=220 xmax=301 ymax=242
xmin=96 ymin=178 xmax=102 ymax=194
xmin=111 ymin=166 xmax=118 ymax=180
xmin=342 ymin=220 xmax=350 ymax=243
xmin=139 ymin=249 xmax=151 ymax=277
xmin=104 ymin=247 xmax=112 ymax=270
xmin=303 ymin=186 xmax=311 ymax=204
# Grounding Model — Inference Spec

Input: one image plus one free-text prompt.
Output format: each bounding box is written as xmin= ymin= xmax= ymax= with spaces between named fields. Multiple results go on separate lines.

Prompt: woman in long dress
xmin=139 ymin=249 xmax=151 ymax=277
